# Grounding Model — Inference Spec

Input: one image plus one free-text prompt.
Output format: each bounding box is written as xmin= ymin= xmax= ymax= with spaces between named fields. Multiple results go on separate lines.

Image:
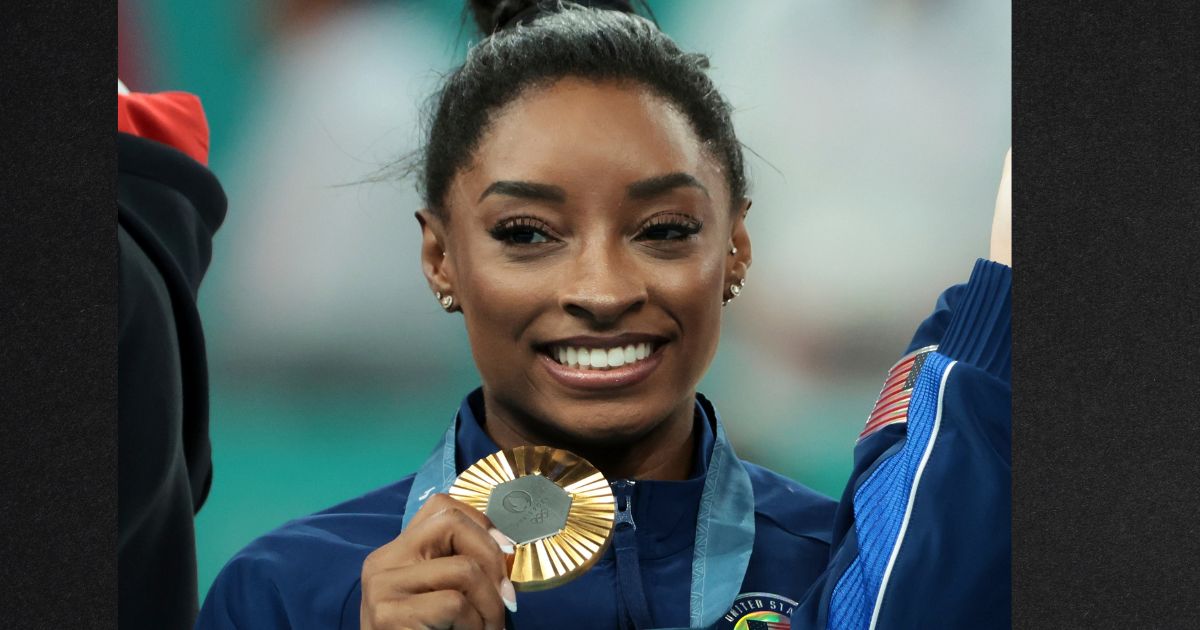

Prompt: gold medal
xmin=450 ymin=446 xmax=615 ymax=591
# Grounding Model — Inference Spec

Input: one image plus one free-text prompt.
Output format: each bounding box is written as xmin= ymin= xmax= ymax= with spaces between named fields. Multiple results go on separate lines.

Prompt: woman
xmin=198 ymin=2 xmax=1011 ymax=629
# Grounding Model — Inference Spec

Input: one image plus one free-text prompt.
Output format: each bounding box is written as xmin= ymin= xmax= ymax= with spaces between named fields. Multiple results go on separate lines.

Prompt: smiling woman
xmin=423 ymin=78 xmax=745 ymax=478
xmin=196 ymin=2 xmax=1010 ymax=630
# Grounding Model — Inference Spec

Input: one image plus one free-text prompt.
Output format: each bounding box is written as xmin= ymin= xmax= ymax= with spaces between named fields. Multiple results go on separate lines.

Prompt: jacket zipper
xmin=611 ymin=480 xmax=653 ymax=629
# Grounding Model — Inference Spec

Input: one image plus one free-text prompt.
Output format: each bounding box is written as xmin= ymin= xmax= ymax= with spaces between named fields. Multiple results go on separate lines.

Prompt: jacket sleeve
xmin=194 ymin=553 xmax=294 ymax=630
xmin=792 ymin=258 xmax=1011 ymax=630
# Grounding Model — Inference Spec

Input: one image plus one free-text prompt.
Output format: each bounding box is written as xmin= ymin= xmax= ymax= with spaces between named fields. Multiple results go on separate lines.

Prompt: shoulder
xmin=197 ymin=475 xmax=416 ymax=629
xmin=742 ymin=461 xmax=837 ymax=544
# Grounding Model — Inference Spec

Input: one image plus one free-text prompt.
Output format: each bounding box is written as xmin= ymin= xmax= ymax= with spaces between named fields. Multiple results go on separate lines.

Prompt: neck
xmin=479 ymin=394 xmax=697 ymax=481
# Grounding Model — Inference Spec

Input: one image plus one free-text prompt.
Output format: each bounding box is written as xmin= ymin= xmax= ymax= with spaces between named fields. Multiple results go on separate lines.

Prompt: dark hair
xmin=418 ymin=0 xmax=747 ymax=217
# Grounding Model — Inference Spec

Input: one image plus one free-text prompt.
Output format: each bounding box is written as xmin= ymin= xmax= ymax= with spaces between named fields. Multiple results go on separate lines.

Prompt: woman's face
xmin=420 ymin=77 xmax=751 ymax=448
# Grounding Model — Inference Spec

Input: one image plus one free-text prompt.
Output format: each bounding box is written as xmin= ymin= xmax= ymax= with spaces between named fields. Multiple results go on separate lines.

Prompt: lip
xmin=537 ymin=342 xmax=666 ymax=391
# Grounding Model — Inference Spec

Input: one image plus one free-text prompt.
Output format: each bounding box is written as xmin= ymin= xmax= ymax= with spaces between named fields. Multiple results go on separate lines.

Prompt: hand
xmin=360 ymin=494 xmax=518 ymax=630
xmin=989 ymin=148 xmax=1012 ymax=267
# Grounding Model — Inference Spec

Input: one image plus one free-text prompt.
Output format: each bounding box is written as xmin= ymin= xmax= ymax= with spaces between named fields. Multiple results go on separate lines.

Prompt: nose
xmin=558 ymin=242 xmax=648 ymax=326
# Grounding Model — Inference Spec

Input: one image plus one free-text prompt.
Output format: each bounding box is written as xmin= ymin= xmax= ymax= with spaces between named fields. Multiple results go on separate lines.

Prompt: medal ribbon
xmin=401 ymin=421 xmax=457 ymax=530
xmin=401 ymin=401 xmax=756 ymax=630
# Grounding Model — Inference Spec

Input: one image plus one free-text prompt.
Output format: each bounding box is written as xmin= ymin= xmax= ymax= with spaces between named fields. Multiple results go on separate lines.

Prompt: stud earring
xmin=722 ymin=278 xmax=744 ymax=307
xmin=730 ymin=245 xmax=738 ymax=255
xmin=440 ymin=294 xmax=455 ymax=311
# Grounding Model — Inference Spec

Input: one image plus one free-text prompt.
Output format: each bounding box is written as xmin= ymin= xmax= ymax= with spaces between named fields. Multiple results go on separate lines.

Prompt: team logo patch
xmin=716 ymin=592 xmax=796 ymax=630
xmin=858 ymin=345 xmax=938 ymax=442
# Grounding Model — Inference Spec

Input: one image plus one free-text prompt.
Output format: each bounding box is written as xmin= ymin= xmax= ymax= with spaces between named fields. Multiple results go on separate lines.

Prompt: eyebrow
xmin=626 ymin=172 xmax=709 ymax=200
xmin=478 ymin=181 xmax=567 ymax=203
xmin=477 ymin=172 xmax=708 ymax=204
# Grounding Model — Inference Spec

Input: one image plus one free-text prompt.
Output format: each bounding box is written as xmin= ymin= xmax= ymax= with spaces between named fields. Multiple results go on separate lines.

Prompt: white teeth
xmin=592 ymin=349 xmax=609 ymax=368
xmin=549 ymin=342 xmax=657 ymax=370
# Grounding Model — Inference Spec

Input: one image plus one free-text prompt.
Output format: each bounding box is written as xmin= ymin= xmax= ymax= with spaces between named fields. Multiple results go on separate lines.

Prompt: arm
xmin=195 ymin=554 xmax=293 ymax=630
xmin=195 ymin=495 xmax=515 ymax=630
xmin=793 ymin=150 xmax=1012 ymax=630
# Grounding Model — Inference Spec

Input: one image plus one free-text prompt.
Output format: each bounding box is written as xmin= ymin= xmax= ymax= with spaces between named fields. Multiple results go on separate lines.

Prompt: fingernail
xmin=489 ymin=527 xmax=515 ymax=554
xmin=500 ymin=578 xmax=518 ymax=613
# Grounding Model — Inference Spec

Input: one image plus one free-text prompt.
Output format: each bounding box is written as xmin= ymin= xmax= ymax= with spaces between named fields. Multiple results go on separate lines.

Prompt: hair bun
xmin=468 ymin=0 xmax=637 ymax=35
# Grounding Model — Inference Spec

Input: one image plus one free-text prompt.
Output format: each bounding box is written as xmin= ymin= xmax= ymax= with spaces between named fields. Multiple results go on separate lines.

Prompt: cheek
xmin=653 ymin=253 xmax=726 ymax=342
xmin=656 ymin=255 xmax=723 ymax=299
xmin=470 ymin=264 xmax=541 ymax=309
xmin=455 ymin=249 xmax=557 ymax=380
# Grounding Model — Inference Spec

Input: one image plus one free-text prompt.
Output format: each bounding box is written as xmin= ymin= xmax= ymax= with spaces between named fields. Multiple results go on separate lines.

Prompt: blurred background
xmin=118 ymin=0 xmax=1010 ymax=598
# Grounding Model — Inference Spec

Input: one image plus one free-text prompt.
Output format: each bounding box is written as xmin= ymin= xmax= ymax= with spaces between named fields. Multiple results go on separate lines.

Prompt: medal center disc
xmin=486 ymin=474 xmax=573 ymax=545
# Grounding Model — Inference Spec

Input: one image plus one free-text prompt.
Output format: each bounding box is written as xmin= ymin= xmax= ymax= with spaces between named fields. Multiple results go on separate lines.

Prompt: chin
xmin=537 ymin=396 xmax=675 ymax=448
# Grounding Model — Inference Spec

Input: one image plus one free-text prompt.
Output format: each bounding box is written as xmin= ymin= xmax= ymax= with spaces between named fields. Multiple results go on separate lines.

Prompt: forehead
xmin=457 ymin=77 xmax=727 ymax=202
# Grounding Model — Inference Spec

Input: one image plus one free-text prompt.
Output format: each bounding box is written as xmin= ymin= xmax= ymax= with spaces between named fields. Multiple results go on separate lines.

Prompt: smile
xmin=547 ymin=342 xmax=657 ymax=370
xmin=536 ymin=337 xmax=667 ymax=390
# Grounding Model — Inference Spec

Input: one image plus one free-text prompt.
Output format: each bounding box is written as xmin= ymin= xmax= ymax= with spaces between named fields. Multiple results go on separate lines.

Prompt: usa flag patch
xmin=858 ymin=345 xmax=938 ymax=441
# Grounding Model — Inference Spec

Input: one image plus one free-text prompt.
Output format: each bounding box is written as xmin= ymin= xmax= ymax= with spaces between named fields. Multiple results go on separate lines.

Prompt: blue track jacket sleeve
xmin=792 ymin=259 xmax=1011 ymax=630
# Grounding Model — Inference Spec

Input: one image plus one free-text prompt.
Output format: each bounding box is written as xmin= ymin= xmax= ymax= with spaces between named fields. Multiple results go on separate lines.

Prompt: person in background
xmin=117 ymin=79 xmax=227 ymax=629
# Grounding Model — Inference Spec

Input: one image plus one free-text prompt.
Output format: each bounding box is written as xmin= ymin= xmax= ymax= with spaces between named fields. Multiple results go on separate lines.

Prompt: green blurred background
xmin=118 ymin=0 xmax=1010 ymax=599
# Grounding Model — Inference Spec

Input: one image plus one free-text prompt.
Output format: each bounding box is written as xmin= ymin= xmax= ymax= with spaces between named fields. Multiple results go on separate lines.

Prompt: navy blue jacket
xmin=197 ymin=259 xmax=1010 ymax=629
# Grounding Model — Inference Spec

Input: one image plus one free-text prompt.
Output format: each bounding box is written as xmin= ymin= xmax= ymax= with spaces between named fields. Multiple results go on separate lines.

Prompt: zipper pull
xmin=611 ymin=479 xmax=636 ymax=530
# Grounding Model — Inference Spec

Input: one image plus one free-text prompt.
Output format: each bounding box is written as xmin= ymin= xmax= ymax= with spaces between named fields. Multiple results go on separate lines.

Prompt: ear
xmin=415 ymin=209 xmax=455 ymax=300
xmin=727 ymin=198 xmax=752 ymax=282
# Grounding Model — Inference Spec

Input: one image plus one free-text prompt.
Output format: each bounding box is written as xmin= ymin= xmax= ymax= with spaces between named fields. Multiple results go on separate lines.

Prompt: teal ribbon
xmin=682 ymin=412 xmax=756 ymax=628
xmin=400 ymin=403 xmax=756 ymax=630
xmin=401 ymin=421 xmax=457 ymax=530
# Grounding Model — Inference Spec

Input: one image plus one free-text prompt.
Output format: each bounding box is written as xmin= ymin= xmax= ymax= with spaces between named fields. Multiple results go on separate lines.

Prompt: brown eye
xmin=489 ymin=217 xmax=556 ymax=245
xmin=501 ymin=227 xmax=550 ymax=244
xmin=640 ymin=224 xmax=690 ymax=240
xmin=636 ymin=213 xmax=703 ymax=241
